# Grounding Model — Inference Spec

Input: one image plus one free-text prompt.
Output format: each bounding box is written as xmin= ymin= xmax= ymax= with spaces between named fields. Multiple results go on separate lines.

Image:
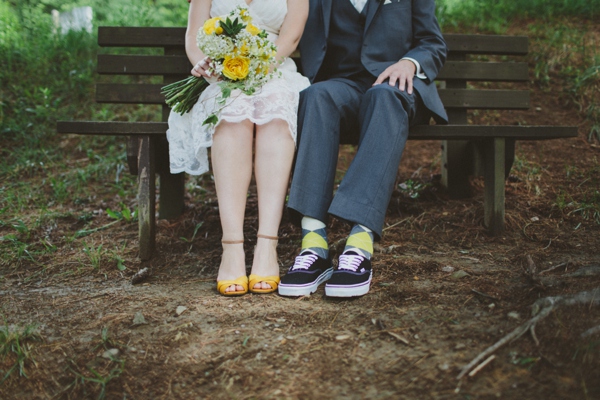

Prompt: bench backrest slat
xmin=438 ymin=61 xmax=528 ymax=82
xmin=98 ymin=54 xmax=529 ymax=82
xmin=97 ymin=54 xmax=190 ymax=75
xmin=98 ymin=27 xmax=528 ymax=55
xmin=96 ymin=83 xmax=164 ymax=104
xmin=438 ymin=89 xmax=529 ymax=109
xmin=98 ymin=26 xmax=186 ymax=47
xmin=95 ymin=27 xmax=532 ymax=114
xmin=96 ymin=83 xmax=530 ymax=110
xmin=444 ymin=34 xmax=528 ymax=55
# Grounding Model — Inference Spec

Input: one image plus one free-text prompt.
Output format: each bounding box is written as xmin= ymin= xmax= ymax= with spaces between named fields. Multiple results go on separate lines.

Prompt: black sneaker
xmin=325 ymin=251 xmax=372 ymax=297
xmin=278 ymin=251 xmax=333 ymax=296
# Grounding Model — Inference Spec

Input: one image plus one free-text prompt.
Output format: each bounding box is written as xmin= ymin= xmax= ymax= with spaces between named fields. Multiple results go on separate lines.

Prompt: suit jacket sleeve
xmin=402 ymin=0 xmax=446 ymax=82
xmin=362 ymin=0 xmax=446 ymax=83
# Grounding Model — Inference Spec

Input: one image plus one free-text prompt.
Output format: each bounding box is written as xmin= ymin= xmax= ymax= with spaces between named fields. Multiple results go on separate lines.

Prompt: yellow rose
xmin=203 ymin=17 xmax=220 ymax=35
xmin=246 ymin=23 xmax=261 ymax=36
xmin=222 ymin=56 xmax=250 ymax=81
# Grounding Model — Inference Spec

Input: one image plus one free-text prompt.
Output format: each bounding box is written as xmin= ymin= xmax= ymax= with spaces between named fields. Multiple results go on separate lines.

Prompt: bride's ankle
xmin=218 ymin=240 xmax=246 ymax=279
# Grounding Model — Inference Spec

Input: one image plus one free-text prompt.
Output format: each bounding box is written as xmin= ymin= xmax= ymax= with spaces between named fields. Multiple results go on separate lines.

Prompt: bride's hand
xmin=191 ymin=56 xmax=214 ymax=78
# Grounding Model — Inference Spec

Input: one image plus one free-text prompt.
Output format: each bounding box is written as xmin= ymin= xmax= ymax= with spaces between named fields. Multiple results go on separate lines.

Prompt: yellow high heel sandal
xmin=249 ymin=234 xmax=281 ymax=294
xmin=217 ymin=240 xmax=248 ymax=296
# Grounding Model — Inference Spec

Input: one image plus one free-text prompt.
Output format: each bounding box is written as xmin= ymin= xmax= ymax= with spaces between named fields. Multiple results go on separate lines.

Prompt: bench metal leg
xmin=138 ymin=135 xmax=156 ymax=260
xmin=483 ymin=138 xmax=505 ymax=235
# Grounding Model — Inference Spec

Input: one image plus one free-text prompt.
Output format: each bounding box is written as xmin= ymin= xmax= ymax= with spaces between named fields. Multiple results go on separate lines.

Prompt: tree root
xmin=457 ymin=287 xmax=600 ymax=380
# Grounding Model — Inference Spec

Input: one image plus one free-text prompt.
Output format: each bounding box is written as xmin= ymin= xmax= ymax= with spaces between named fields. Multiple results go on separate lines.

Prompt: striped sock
xmin=301 ymin=216 xmax=328 ymax=259
xmin=343 ymin=224 xmax=374 ymax=259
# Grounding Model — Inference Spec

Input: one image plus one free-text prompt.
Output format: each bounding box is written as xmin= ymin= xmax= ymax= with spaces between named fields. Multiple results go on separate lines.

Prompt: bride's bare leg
xmin=251 ymin=119 xmax=295 ymax=290
xmin=212 ymin=120 xmax=254 ymax=293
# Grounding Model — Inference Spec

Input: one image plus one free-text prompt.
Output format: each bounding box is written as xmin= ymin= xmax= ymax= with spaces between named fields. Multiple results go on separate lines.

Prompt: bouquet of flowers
xmin=161 ymin=6 xmax=277 ymax=125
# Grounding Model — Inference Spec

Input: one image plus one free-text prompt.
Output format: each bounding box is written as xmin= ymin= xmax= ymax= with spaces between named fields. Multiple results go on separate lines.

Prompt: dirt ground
xmin=2 ymin=31 xmax=600 ymax=400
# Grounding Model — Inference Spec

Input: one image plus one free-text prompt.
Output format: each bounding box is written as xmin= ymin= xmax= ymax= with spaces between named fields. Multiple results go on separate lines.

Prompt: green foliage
xmin=0 ymin=322 xmax=41 ymax=383
xmin=105 ymin=203 xmax=136 ymax=223
xmin=438 ymin=0 xmax=598 ymax=32
xmin=438 ymin=2 xmax=599 ymax=144
xmin=221 ymin=16 xmax=246 ymax=37
xmin=398 ymin=179 xmax=431 ymax=199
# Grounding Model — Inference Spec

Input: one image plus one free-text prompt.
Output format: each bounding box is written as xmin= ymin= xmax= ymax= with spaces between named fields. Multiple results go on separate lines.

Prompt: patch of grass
xmin=82 ymin=242 xmax=105 ymax=269
xmin=69 ymin=360 xmax=125 ymax=400
xmin=555 ymin=161 xmax=600 ymax=225
xmin=0 ymin=322 xmax=41 ymax=383
xmin=511 ymin=155 xmax=545 ymax=196
xmin=568 ymin=191 xmax=600 ymax=225
xmin=63 ymin=326 xmax=127 ymax=399
xmin=180 ymin=222 xmax=204 ymax=252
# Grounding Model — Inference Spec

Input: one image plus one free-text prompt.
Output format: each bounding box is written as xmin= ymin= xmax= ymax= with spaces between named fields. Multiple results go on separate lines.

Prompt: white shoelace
xmin=291 ymin=253 xmax=318 ymax=270
xmin=337 ymin=254 xmax=364 ymax=272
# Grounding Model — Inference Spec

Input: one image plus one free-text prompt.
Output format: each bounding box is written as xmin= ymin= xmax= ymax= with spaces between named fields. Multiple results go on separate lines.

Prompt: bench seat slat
xmin=57 ymin=121 xmax=577 ymax=140
xmin=57 ymin=121 xmax=167 ymax=135
xmin=409 ymin=125 xmax=577 ymax=140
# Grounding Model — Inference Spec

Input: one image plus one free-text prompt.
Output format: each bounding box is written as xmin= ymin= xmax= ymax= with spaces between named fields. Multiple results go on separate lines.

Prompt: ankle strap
xmin=257 ymin=234 xmax=278 ymax=240
xmin=222 ymin=239 xmax=244 ymax=244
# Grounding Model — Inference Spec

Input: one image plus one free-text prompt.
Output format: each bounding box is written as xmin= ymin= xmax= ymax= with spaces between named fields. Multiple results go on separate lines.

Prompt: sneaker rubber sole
xmin=324 ymin=273 xmax=372 ymax=298
xmin=278 ymin=267 xmax=333 ymax=297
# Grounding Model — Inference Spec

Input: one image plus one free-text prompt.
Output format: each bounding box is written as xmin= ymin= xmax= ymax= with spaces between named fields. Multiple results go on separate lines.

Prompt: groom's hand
xmin=373 ymin=59 xmax=416 ymax=94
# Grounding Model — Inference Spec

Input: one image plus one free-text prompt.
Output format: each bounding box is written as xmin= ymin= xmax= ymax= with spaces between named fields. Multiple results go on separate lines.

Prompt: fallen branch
xmin=457 ymin=288 xmax=600 ymax=380
xmin=539 ymin=261 xmax=569 ymax=275
xmin=468 ymin=355 xmax=495 ymax=378
xmin=387 ymin=331 xmax=410 ymax=346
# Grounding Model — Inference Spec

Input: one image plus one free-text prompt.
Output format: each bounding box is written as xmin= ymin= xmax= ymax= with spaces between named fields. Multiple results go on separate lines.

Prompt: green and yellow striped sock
xmin=343 ymin=224 xmax=374 ymax=259
xmin=301 ymin=217 xmax=328 ymax=259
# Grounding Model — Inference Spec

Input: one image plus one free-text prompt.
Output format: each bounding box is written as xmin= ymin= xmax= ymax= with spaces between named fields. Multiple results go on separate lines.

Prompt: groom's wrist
xmin=401 ymin=57 xmax=426 ymax=80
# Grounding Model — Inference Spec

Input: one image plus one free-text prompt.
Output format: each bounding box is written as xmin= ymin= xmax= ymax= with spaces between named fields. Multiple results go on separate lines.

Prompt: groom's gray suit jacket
xmin=298 ymin=0 xmax=448 ymax=123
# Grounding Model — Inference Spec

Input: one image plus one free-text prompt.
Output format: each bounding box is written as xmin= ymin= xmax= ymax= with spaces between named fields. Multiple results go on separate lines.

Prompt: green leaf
xmin=116 ymin=257 xmax=126 ymax=271
xmin=106 ymin=208 xmax=120 ymax=220
xmin=121 ymin=206 xmax=132 ymax=222
xmin=203 ymin=114 xmax=219 ymax=126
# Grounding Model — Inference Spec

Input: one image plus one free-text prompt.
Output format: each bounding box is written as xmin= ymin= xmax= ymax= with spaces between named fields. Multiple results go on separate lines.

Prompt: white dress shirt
xmin=349 ymin=0 xmax=368 ymax=12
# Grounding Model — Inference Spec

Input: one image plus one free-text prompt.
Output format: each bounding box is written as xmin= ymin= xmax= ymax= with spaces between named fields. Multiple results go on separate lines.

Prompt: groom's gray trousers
xmin=288 ymin=76 xmax=429 ymax=239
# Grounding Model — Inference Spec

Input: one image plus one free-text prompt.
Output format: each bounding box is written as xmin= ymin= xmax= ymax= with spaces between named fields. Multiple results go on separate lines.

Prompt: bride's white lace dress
xmin=167 ymin=0 xmax=310 ymax=175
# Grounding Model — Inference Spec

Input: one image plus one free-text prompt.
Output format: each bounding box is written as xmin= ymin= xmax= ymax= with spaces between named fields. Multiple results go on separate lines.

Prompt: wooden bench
xmin=57 ymin=27 xmax=578 ymax=260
